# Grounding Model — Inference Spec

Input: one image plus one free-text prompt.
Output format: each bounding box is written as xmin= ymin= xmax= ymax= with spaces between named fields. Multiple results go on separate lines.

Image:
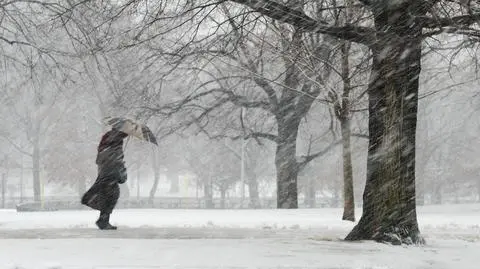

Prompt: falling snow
xmin=2 ymin=0 xmax=480 ymax=268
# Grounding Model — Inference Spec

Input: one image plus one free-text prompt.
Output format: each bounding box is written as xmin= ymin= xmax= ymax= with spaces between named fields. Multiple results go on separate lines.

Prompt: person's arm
xmin=117 ymin=164 xmax=127 ymax=184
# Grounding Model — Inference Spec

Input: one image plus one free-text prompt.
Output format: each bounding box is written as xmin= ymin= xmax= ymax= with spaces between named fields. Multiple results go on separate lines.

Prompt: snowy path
xmin=0 ymin=227 xmax=326 ymax=240
xmin=2 ymin=237 xmax=478 ymax=269
xmin=1 ymin=204 xmax=480 ymax=269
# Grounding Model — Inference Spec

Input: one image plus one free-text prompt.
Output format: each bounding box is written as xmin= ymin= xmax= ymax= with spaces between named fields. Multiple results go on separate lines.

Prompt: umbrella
xmin=103 ymin=117 xmax=158 ymax=145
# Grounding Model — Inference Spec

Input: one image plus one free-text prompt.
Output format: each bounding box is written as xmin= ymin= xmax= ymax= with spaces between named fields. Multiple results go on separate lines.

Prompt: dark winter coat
xmin=81 ymin=130 xmax=128 ymax=214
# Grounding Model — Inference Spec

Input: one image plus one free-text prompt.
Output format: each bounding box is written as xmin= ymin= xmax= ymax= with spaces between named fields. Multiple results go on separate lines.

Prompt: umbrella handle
xmin=124 ymin=136 xmax=131 ymax=153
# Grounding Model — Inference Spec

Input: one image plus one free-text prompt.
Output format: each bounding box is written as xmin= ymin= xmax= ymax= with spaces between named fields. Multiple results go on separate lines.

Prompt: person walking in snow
xmin=81 ymin=129 xmax=128 ymax=230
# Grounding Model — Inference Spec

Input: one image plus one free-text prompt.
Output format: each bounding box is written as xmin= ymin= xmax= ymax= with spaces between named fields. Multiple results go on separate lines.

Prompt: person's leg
xmin=96 ymin=182 xmax=120 ymax=230
xmin=96 ymin=210 xmax=117 ymax=230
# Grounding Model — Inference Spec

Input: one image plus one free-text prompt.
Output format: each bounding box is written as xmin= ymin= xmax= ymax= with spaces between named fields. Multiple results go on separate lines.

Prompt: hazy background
xmin=1 ymin=1 xmax=480 ymax=209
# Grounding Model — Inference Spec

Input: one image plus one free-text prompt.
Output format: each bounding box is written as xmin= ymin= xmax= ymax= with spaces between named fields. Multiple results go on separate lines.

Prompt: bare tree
xmin=133 ymin=3 xmax=341 ymax=209
xmin=0 ymin=51 xmax=78 ymax=201
xmin=316 ymin=1 xmax=371 ymax=221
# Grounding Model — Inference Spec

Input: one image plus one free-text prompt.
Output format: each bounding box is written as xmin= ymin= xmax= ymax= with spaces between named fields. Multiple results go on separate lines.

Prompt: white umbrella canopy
xmin=103 ymin=116 xmax=158 ymax=146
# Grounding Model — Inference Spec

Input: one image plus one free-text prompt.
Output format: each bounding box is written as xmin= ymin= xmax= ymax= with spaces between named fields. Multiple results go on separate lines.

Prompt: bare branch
xmin=298 ymin=140 xmax=342 ymax=167
xmin=220 ymin=4 xmax=279 ymax=110
xmin=0 ymin=134 xmax=33 ymax=157
xmin=230 ymin=131 xmax=278 ymax=142
xmin=352 ymin=133 xmax=369 ymax=139
xmin=419 ymin=13 xmax=480 ymax=29
xmin=0 ymin=36 xmax=31 ymax=46
xmin=227 ymin=0 xmax=375 ymax=44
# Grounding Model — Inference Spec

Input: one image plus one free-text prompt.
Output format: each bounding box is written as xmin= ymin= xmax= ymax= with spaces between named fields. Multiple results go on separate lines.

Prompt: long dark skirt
xmin=81 ymin=180 xmax=120 ymax=214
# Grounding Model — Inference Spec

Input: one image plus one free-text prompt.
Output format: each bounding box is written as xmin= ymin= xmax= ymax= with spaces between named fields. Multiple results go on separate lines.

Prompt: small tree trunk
xmin=149 ymin=150 xmax=160 ymax=204
xmin=220 ymin=187 xmax=226 ymax=209
xmin=168 ymin=169 xmax=180 ymax=193
xmin=246 ymin=168 xmax=261 ymax=208
xmin=275 ymin=121 xmax=300 ymax=209
xmin=341 ymin=118 xmax=355 ymax=221
xmin=120 ymin=182 xmax=130 ymax=200
xmin=306 ymin=177 xmax=316 ymax=208
xmin=453 ymin=182 xmax=459 ymax=204
xmin=433 ymin=182 xmax=442 ymax=204
xmin=477 ymin=178 xmax=480 ymax=202
xmin=1 ymin=174 xmax=6 ymax=208
xmin=204 ymin=180 xmax=214 ymax=209
xmin=339 ymin=38 xmax=355 ymax=222
xmin=345 ymin=6 xmax=424 ymax=245
xmin=20 ymin=158 xmax=24 ymax=203
xmin=78 ymin=177 xmax=87 ymax=198
xmin=32 ymin=137 xmax=41 ymax=202
xmin=136 ymin=164 xmax=141 ymax=201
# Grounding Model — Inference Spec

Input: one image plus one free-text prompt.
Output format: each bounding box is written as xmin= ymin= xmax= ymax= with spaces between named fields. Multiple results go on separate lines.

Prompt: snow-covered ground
xmin=1 ymin=204 xmax=479 ymax=269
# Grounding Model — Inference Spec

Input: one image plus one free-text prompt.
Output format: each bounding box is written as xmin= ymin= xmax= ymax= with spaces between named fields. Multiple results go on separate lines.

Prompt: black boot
xmin=96 ymin=212 xmax=117 ymax=230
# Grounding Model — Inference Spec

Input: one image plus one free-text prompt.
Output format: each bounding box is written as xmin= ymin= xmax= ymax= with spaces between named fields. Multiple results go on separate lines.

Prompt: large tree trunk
xmin=345 ymin=6 xmax=424 ymax=244
xmin=275 ymin=120 xmax=300 ymax=209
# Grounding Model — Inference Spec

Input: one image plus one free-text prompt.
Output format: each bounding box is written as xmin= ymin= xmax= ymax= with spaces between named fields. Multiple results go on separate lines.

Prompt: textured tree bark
xmin=275 ymin=119 xmax=300 ymax=209
xmin=345 ymin=4 xmax=424 ymax=244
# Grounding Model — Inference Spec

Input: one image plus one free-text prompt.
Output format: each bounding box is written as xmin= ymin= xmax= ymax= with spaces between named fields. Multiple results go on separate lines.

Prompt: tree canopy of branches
xmin=4 ymin=0 xmax=480 ymax=245
xmin=216 ymin=0 xmax=480 ymax=244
